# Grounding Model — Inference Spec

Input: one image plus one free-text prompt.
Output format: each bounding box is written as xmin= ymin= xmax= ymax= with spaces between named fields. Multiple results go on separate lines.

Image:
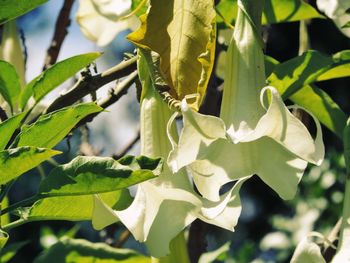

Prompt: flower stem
xmin=151 ymin=232 xmax=190 ymax=263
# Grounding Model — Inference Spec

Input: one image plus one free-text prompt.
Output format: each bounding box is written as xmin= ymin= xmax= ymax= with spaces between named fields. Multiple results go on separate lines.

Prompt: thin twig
xmin=112 ymin=131 xmax=140 ymax=160
xmin=114 ymin=229 xmax=131 ymax=248
xmin=45 ymin=57 xmax=137 ymax=114
xmin=75 ymin=70 xmax=138 ymax=127
xmin=99 ymin=70 xmax=138 ymax=109
xmin=43 ymin=0 xmax=75 ymax=70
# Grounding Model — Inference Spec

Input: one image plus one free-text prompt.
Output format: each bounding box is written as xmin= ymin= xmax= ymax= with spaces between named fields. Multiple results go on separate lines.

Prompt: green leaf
xmin=20 ymin=52 xmax=101 ymax=109
xmin=266 ymin=54 xmax=347 ymax=139
xmin=0 ymin=0 xmax=48 ymax=25
xmin=0 ymin=112 xmax=26 ymax=150
xmin=38 ymin=155 xmax=162 ymax=196
xmin=15 ymin=103 xmax=103 ymax=148
xmin=317 ymin=50 xmax=350 ymax=81
xmin=0 ymin=241 xmax=28 ymax=263
xmin=198 ymin=242 xmax=230 ymax=263
xmin=28 ymin=190 xmax=132 ymax=222
xmin=0 ymin=147 xmax=60 ymax=185
xmin=34 ymin=238 xmax=150 ymax=263
xmin=131 ymin=0 xmax=148 ymax=16
xmin=289 ymin=85 xmax=347 ymax=139
xmin=267 ymin=50 xmax=350 ymax=99
xmin=216 ymin=0 xmax=324 ymax=27
xmin=0 ymin=230 xmax=8 ymax=249
xmin=128 ymin=0 xmax=216 ymax=109
xmin=0 ymin=60 xmax=21 ymax=111
xmin=267 ymin=51 xmax=333 ymax=99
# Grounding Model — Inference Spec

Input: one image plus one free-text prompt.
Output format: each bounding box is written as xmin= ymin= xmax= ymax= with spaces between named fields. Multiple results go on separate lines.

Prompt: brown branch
xmin=45 ymin=56 xmax=137 ymax=114
xmin=75 ymin=69 xmax=138 ymax=128
xmin=112 ymin=131 xmax=140 ymax=160
xmin=188 ymin=219 xmax=208 ymax=263
xmin=43 ymin=0 xmax=75 ymax=70
xmin=99 ymin=70 xmax=138 ymax=109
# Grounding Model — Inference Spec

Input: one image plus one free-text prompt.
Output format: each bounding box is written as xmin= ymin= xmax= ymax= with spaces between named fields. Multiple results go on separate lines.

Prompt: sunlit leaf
xmin=20 ymin=52 xmax=101 ymax=110
xmin=216 ymin=0 xmax=324 ymax=27
xmin=34 ymin=238 xmax=150 ymax=263
xmin=14 ymin=103 xmax=103 ymax=149
xmin=0 ymin=147 xmax=60 ymax=185
xmin=0 ymin=112 xmax=26 ymax=150
xmin=267 ymin=50 xmax=350 ymax=99
xmin=128 ymin=0 xmax=216 ymax=108
xmin=290 ymin=85 xmax=347 ymax=139
xmin=131 ymin=0 xmax=148 ymax=16
xmin=0 ymin=60 xmax=21 ymax=111
xmin=0 ymin=0 xmax=48 ymax=25
xmin=317 ymin=50 xmax=350 ymax=81
xmin=267 ymin=51 xmax=333 ymax=99
xmin=28 ymin=190 xmax=132 ymax=222
xmin=0 ymin=230 xmax=8 ymax=249
xmin=38 ymin=155 xmax=162 ymax=196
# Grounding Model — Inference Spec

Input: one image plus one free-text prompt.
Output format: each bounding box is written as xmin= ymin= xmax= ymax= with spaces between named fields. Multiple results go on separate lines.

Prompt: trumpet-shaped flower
xmin=168 ymin=0 xmax=324 ymax=202
xmin=92 ymin=59 xmax=247 ymax=257
xmin=76 ymin=0 xmax=140 ymax=46
xmin=0 ymin=20 xmax=25 ymax=86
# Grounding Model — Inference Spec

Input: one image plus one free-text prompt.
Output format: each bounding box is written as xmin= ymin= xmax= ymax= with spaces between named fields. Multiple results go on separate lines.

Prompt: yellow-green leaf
xmin=127 ymin=0 xmax=216 ymax=109
xmin=0 ymin=147 xmax=60 ymax=185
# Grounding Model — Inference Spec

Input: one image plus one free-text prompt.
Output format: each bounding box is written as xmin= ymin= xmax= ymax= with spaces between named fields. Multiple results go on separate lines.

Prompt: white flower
xmin=76 ymin=0 xmax=140 ymax=46
xmin=0 ymin=20 xmax=25 ymax=86
xmin=317 ymin=0 xmax=350 ymax=37
xmin=168 ymin=0 xmax=324 ymax=202
xmin=92 ymin=58 xmax=247 ymax=257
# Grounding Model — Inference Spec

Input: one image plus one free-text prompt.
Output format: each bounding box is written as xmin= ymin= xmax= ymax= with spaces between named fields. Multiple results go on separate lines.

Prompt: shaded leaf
xmin=34 ymin=238 xmax=150 ymax=263
xmin=290 ymin=85 xmax=347 ymax=139
xmin=128 ymin=0 xmax=216 ymax=108
xmin=0 ymin=147 xmax=60 ymax=185
xmin=0 ymin=112 xmax=26 ymax=150
xmin=0 ymin=60 xmax=21 ymax=111
xmin=0 ymin=241 xmax=28 ymax=263
xmin=20 ymin=52 xmax=101 ymax=109
xmin=216 ymin=0 xmax=323 ymax=28
xmin=15 ymin=103 xmax=103 ymax=148
xmin=28 ymin=190 xmax=132 ymax=222
xmin=38 ymin=155 xmax=162 ymax=196
xmin=0 ymin=0 xmax=48 ymax=25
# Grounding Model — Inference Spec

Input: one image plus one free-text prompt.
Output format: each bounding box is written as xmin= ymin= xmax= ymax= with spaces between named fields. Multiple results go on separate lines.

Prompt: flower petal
xmin=255 ymin=137 xmax=308 ymax=200
xmin=92 ymin=194 xmax=119 ymax=230
xmin=77 ymin=0 xmax=139 ymax=46
xmin=234 ymin=86 xmax=324 ymax=165
xmin=199 ymin=177 xmax=247 ymax=231
xmin=188 ymin=140 xmax=253 ymax=201
xmin=168 ymin=100 xmax=226 ymax=173
xmin=290 ymin=237 xmax=326 ymax=263
xmin=91 ymin=0 xmax=131 ymax=20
